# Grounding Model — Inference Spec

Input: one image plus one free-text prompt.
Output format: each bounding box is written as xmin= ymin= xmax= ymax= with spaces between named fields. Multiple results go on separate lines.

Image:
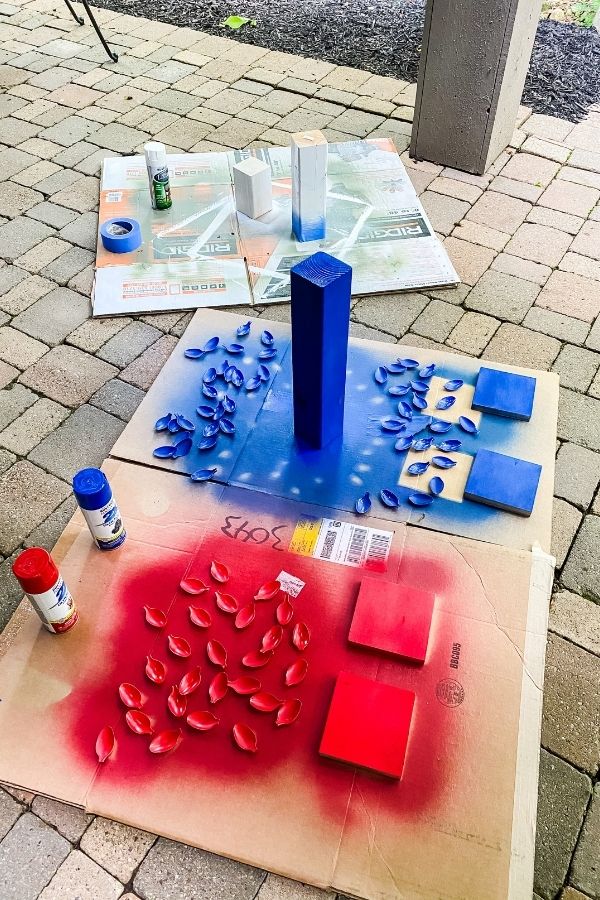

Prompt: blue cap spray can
xmin=73 ymin=468 xmax=126 ymax=551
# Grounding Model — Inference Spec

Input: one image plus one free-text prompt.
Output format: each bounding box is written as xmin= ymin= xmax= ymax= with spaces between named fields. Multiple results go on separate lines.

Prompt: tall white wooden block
xmin=291 ymin=130 xmax=328 ymax=242
xmin=233 ymin=157 xmax=272 ymax=219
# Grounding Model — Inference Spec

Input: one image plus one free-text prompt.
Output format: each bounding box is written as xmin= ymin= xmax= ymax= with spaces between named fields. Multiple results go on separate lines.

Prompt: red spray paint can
xmin=12 ymin=548 xmax=78 ymax=634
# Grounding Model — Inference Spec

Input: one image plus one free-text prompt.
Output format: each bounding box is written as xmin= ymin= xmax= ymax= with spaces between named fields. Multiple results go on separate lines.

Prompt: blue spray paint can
xmin=73 ymin=468 xmax=126 ymax=551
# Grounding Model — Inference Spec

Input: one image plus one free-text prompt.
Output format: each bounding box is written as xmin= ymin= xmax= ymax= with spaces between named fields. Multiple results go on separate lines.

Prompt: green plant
xmin=571 ymin=0 xmax=600 ymax=26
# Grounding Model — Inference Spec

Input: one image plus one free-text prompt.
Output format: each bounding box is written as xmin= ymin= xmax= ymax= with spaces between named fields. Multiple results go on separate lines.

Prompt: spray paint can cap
xmin=73 ymin=467 xmax=112 ymax=511
xmin=144 ymin=141 xmax=167 ymax=166
xmin=13 ymin=548 xmax=59 ymax=595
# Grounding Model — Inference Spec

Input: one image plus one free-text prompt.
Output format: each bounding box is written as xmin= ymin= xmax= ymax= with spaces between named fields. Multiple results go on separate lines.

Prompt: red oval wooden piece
xmin=232 ymin=722 xmax=257 ymax=753
xmin=126 ymin=709 xmax=153 ymax=735
xmin=242 ymin=649 xmax=274 ymax=669
xmin=178 ymin=666 xmax=202 ymax=696
xmin=276 ymin=698 xmax=302 ymax=726
xmin=149 ymin=728 xmax=183 ymax=754
xmin=284 ymin=658 xmax=308 ymax=687
xmin=95 ymin=726 xmax=115 ymax=763
xmin=118 ymin=682 xmax=144 ymax=709
xmin=210 ymin=560 xmax=230 ymax=583
xmin=215 ymin=591 xmax=239 ymax=614
xmin=249 ymin=691 xmax=281 ymax=712
xmin=144 ymin=606 xmax=167 ymax=628
xmin=208 ymin=671 xmax=228 ymax=704
xmin=167 ymin=635 xmax=191 ymax=658
xmin=292 ymin=622 xmax=310 ymax=651
xmin=228 ymin=676 xmax=261 ymax=695
xmin=234 ymin=602 xmax=255 ymax=630
xmin=189 ymin=606 xmax=211 ymax=628
xmin=187 ymin=710 xmax=219 ymax=731
xmin=167 ymin=685 xmax=187 ymax=718
xmin=206 ymin=639 xmax=227 ymax=668
xmin=145 ymin=655 xmax=167 ymax=685
xmin=261 ymin=624 xmax=283 ymax=652
xmin=180 ymin=577 xmax=208 ymax=595
xmin=254 ymin=580 xmax=280 ymax=601
xmin=276 ymin=596 xmax=293 ymax=626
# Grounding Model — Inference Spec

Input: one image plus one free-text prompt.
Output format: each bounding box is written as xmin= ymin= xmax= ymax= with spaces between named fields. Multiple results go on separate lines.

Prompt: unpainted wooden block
xmin=233 ymin=157 xmax=272 ymax=220
xmin=291 ymin=129 xmax=328 ymax=242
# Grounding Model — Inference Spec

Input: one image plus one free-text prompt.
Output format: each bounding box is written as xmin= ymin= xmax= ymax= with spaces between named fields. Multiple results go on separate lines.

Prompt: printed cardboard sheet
xmin=111 ymin=309 xmax=559 ymax=554
xmin=93 ymin=140 xmax=459 ymax=316
xmin=0 ymin=460 xmax=552 ymax=900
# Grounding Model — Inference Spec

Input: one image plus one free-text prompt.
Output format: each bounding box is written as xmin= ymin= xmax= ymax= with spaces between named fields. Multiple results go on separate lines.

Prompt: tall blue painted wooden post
xmin=290 ymin=252 xmax=352 ymax=448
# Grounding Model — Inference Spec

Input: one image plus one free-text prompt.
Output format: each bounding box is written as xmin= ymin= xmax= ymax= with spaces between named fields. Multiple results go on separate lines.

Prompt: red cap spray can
xmin=12 ymin=548 xmax=78 ymax=634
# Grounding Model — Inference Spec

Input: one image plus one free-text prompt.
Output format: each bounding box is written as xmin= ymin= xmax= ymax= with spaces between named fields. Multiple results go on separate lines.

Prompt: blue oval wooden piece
xmin=237 ymin=321 xmax=251 ymax=337
xmin=410 ymin=380 xmax=430 ymax=393
xmin=395 ymin=435 xmax=413 ymax=452
xmin=176 ymin=414 xmax=195 ymax=432
xmin=203 ymin=422 xmax=219 ymax=437
xmin=153 ymin=445 xmax=176 ymax=458
xmin=444 ymin=379 xmax=464 ymax=391
xmin=397 ymin=401 xmax=413 ymax=419
xmin=429 ymin=476 xmax=445 ymax=496
xmin=167 ymin=418 xmax=181 ymax=433
xmin=436 ymin=395 xmax=456 ymax=410
xmin=173 ymin=436 xmax=193 ymax=458
xmin=203 ymin=367 xmax=217 ymax=384
xmin=408 ymin=492 xmax=433 ymax=507
xmin=399 ymin=358 xmax=419 ymax=368
xmin=429 ymin=419 xmax=453 ymax=433
xmin=258 ymin=348 xmax=278 ymax=360
xmin=386 ymin=362 xmax=406 ymax=374
xmin=155 ymin=413 xmax=172 ymax=431
xmin=196 ymin=405 xmax=215 ymax=418
xmin=381 ymin=416 xmax=405 ymax=432
xmin=213 ymin=401 xmax=225 ymax=421
xmin=218 ymin=359 xmax=231 ymax=376
xmin=225 ymin=343 xmax=244 ymax=354
xmin=245 ymin=375 xmax=261 ymax=391
xmin=374 ymin=366 xmax=388 ymax=385
xmin=224 ymin=365 xmax=237 ymax=383
xmin=388 ymin=384 xmax=410 ymax=397
xmin=407 ymin=461 xmax=430 ymax=476
xmin=432 ymin=455 xmax=456 ymax=469
xmin=231 ymin=367 xmax=244 ymax=387
xmin=184 ymin=348 xmax=204 ymax=359
xmin=412 ymin=437 xmax=433 ymax=451
xmin=219 ymin=417 xmax=235 ymax=434
xmin=191 ymin=467 xmax=218 ymax=482
xmin=380 ymin=489 xmax=399 ymax=508
xmin=257 ymin=364 xmax=270 ymax=381
xmin=202 ymin=336 xmax=220 ymax=353
xmin=198 ymin=435 xmax=218 ymax=450
xmin=436 ymin=439 xmax=462 ymax=452
xmin=223 ymin=395 xmax=236 ymax=414
xmin=419 ymin=363 xmax=436 ymax=379
xmin=261 ymin=329 xmax=275 ymax=346
xmin=412 ymin=394 xmax=428 ymax=410
xmin=355 ymin=492 xmax=371 ymax=515
xmin=459 ymin=415 xmax=479 ymax=434
xmin=202 ymin=384 xmax=218 ymax=400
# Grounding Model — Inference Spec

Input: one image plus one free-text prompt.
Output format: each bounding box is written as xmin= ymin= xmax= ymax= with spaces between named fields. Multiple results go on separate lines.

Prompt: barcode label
xmin=291 ymin=517 xmax=393 ymax=571
xmin=106 ymin=191 xmax=122 ymax=202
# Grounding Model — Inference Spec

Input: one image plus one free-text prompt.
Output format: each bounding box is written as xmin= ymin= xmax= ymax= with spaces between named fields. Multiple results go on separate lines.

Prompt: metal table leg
xmin=63 ymin=0 xmax=119 ymax=62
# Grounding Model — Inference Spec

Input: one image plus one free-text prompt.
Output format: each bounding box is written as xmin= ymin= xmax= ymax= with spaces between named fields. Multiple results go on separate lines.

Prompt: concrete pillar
xmin=410 ymin=0 xmax=542 ymax=174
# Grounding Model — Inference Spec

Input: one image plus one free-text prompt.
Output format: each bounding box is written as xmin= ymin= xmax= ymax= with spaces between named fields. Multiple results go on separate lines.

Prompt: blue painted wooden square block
xmin=472 ymin=367 xmax=536 ymax=421
xmin=464 ymin=449 xmax=542 ymax=516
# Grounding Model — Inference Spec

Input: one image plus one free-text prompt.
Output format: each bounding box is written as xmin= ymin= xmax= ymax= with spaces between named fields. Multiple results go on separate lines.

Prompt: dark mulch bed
xmin=94 ymin=0 xmax=600 ymax=122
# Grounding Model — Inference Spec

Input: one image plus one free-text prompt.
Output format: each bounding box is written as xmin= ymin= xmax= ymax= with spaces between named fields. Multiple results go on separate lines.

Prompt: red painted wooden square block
xmin=319 ymin=671 xmax=415 ymax=778
xmin=348 ymin=578 xmax=435 ymax=664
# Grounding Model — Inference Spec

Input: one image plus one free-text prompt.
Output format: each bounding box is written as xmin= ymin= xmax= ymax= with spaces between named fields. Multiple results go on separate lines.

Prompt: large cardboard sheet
xmin=93 ymin=140 xmax=459 ymax=316
xmin=112 ymin=309 xmax=558 ymax=554
xmin=0 ymin=461 xmax=552 ymax=900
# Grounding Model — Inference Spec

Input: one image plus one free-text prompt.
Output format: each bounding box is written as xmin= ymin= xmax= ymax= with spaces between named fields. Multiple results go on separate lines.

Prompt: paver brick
xmin=570 ymin=220 xmax=600 ymax=260
xmin=558 ymin=387 xmax=600 ymax=451
xmin=452 ymin=220 xmax=509 ymax=251
xmin=427 ymin=176 xmax=482 ymax=204
xmin=569 ymin=148 xmax=600 ymax=173
xmin=352 ymin=292 xmax=428 ymax=337
xmin=523 ymin=112 xmax=574 ymax=142
xmin=523 ymin=307 xmax=589 ymax=346
xmin=52 ymin=175 xmax=99 ymax=212
xmin=144 ymin=89 xmax=200 ymax=115
xmin=28 ymin=402 xmax=124 ymax=480
xmin=30 ymin=796 xmax=92 ymax=842
xmin=38 ymin=849 xmax=122 ymax=900
xmin=0 ymin=460 xmax=69 ymax=555
xmin=0 ymin=182 xmax=43 ymax=218
xmin=0 ymin=384 xmax=37 ymax=432
xmin=12 ymin=161 xmax=63 ymax=190
xmin=40 ymin=114 xmax=101 ymax=146
xmin=34 ymin=167 xmax=83 ymax=197
xmin=410 ymin=299 xmax=463 ymax=342
xmin=504 ymin=223 xmax=572 ymax=267
xmin=16 ymin=236 xmax=72 ymax=273
xmin=120 ymin=334 xmax=178 ymax=390
xmin=445 ymin=310 xmax=499 ymax=355
xmin=98 ymin=321 xmax=162 ymax=368
xmin=465 ymin=190 xmax=530 ymax=234
xmin=59 ymin=210 xmax=98 ymax=251
xmin=552 ymin=497 xmax=582 ymax=568
xmin=555 ymin=442 xmax=600 ymax=510
xmin=0 ymin=117 xmax=41 ymax=145
xmin=483 ymin=322 xmax=560 ymax=370
xmin=0 ymin=216 xmax=54 ymax=263
xmin=0 ymin=274 xmax=55 ymax=317
xmin=536 ymin=270 xmax=600 ymax=324
xmin=562 ymin=514 xmax=600 ymax=601
xmin=521 ymin=136 xmax=571 ymax=163
xmin=558 ymin=165 xmax=600 ymax=191
xmin=155 ymin=118 xmax=210 ymax=151
xmin=134 ymin=838 xmax=265 ymax=900
xmin=256 ymin=874 xmax=334 ymax=899
xmin=571 ymin=783 xmax=600 ymax=897
xmin=526 ymin=206 xmax=584 ymax=236
xmin=490 ymin=175 xmax=544 ymax=203
xmin=561 ymin=251 xmax=600 ymax=283
xmin=420 ymin=192 xmax=469 ymax=236
xmin=0 ymin=812 xmax=70 ymax=900
xmin=23 ymin=493 xmax=77 ymax=552
xmin=45 ymin=83 xmax=103 ymax=109
xmin=442 ymin=237 xmax=495 ymax=286
xmin=41 ymin=245 xmax=95 ymax=285
xmin=87 ymin=122 xmax=150 ymax=152
xmin=0 ymin=788 xmax=21 ymax=842
xmin=90 ymin=377 xmax=145 ymax=421
xmin=534 ymin=751 xmax=591 ymax=900
xmin=538 ymin=180 xmax=600 ymax=218
xmin=80 ymin=817 xmax=156 ymax=883
xmin=550 ymin=590 xmax=600 ymax=657
xmin=0 ymin=398 xmax=69 ymax=456
xmin=553 ymin=344 xmax=599 ymax=393
xmin=542 ymin=632 xmax=600 ymax=774
xmin=0 ymin=326 xmax=48 ymax=369
xmin=12 ymin=287 xmax=90 ymax=346
xmin=329 ymin=109 xmax=384 ymax=138
xmin=465 ymin=270 xmax=538 ymax=324
xmin=501 ymin=152 xmax=560 ymax=187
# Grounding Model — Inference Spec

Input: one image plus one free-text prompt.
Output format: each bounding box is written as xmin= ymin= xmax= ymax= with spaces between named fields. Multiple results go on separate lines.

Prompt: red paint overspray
xmin=62 ymin=526 xmax=457 ymax=824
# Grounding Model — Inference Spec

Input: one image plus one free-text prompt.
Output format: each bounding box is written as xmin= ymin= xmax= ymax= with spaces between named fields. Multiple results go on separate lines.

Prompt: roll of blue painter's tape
xmin=100 ymin=217 xmax=142 ymax=253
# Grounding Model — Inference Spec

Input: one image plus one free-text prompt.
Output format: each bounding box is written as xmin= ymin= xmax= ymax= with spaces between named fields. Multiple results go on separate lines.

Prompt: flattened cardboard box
xmin=0 ymin=461 xmax=552 ymax=900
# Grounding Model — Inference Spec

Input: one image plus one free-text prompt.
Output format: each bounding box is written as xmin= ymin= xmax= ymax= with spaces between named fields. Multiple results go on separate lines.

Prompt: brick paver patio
xmin=0 ymin=1 xmax=599 ymax=898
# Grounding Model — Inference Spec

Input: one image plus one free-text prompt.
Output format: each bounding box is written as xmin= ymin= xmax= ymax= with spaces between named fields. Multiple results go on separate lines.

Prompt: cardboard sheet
xmin=93 ymin=140 xmax=459 ymax=316
xmin=0 ymin=461 xmax=552 ymax=900
xmin=111 ymin=309 xmax=559 ymax=554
